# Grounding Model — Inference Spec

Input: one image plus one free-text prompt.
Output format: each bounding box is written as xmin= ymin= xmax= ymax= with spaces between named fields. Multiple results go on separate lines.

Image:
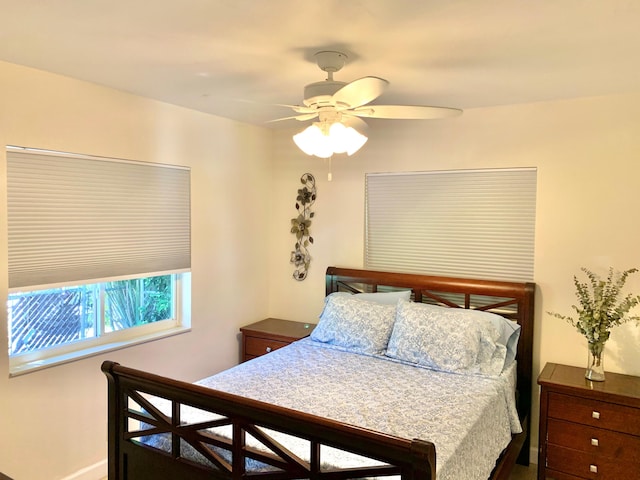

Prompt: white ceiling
xmin=2 ymin=0 xmax=639 ymax=128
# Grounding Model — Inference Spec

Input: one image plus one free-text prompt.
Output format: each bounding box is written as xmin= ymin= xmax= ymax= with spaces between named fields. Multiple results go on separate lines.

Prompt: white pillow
xmin=327 ymin=290 xmax=411 ymax=305
xmin=311 ymin=294 xmax=397 ymax=355
xmin=385 ymin=299 xmax=507 ymax=376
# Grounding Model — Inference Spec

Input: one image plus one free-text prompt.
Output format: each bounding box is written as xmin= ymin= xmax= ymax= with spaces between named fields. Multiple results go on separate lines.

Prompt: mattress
xmin=187 ymin=337 xmax=521 ymax=480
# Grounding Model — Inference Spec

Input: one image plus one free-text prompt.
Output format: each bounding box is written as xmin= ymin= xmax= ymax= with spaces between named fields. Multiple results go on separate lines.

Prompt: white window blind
xmin=365 ymin=168 xmax=536 ymax=282
xmin=7 ymin=148 xmax=191 ymax=289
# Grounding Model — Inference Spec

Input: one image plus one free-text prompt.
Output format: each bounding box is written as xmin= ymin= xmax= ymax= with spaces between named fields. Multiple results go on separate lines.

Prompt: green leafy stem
xmin=547 ymin=267 xmax=640 ymax=357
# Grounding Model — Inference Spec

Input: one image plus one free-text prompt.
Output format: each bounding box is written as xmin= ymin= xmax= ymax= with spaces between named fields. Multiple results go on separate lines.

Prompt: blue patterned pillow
xmin=310 ymin=295 xmax=397 ymax=355
xmin=386 ymin=299 xmax=507 ymax=376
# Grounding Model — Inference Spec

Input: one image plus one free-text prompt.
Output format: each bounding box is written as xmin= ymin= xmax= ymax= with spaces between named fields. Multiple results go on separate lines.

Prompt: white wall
xmin=269 ymin=92 xmax=640 ymax=453
xmin=0 ymin=61 xmax=273 ymax=480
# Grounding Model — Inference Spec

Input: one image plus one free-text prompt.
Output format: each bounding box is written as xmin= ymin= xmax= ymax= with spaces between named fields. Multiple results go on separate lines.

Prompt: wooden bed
xmin=102 ymin=266 xmax=535 ymax=480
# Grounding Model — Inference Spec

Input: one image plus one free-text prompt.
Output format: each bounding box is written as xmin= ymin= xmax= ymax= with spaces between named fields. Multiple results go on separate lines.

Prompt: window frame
xmin=8 ymin=272 xmax=191 ymax=376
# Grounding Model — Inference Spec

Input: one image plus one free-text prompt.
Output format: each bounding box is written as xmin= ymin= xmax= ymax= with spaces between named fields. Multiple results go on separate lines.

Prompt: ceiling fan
xmin=272 ymin=51 xmax=462 ymax=158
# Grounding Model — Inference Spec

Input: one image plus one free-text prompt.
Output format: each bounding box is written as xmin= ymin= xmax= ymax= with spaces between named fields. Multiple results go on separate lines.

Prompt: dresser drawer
xmin=547 ymin=444 xmax=640 ymax=479
xmin=244 ymin=336 xmax=289 ymax=357
xmin=542 ymin=470 xmax=585 ymax=480
xmin=548 ymin=392 xmax=640 ymax=436
xmin=548 ymin=418 xmax=640 ymax=463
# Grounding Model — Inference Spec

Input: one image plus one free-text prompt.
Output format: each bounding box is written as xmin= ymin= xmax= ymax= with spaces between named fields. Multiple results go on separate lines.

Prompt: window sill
xmin=9 ymin=325 xmax=191 ymax=377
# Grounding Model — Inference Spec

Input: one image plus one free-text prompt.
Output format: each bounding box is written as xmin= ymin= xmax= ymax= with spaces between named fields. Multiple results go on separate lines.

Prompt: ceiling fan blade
xmin=283 ymin=104 xmax=317 ymax=114
xmin=234 ymin=98 xmax=317 ymax=114
xmin=350 ymin=105 xmax=462 ymax=119
xmin=266 ymin=112 xmax=319 ymax=123
xmin=332 ymin=77 xmax=389 ymax=109
xmin=271 ymin=104 xmax=317 ymax=114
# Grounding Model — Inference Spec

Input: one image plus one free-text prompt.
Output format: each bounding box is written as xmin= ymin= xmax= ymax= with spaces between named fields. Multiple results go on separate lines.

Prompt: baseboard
xmin=60 ymin=459 xmax=107 ymax=480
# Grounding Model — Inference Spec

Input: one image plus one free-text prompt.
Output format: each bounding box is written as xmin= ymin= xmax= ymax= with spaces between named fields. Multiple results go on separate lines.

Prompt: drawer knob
xmin=592 ymin=411 xmax=600 ymax=420
xmin=589 ymin=465 xmax=598 ymax=473
xmin=265 ymin=346 xmax=272 ymax=353
xmin=591 ymin=438 xmax=599 ymax=447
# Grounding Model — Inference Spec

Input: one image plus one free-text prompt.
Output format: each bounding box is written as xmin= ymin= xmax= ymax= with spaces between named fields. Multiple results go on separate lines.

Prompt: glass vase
xmin=586 ymin=341 xmax=605 ymax=381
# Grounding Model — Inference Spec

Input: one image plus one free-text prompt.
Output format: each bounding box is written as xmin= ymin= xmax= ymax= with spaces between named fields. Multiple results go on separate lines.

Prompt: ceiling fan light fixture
xmin=328 ymin=122 xmax=368 ymax=155
xmin=293 ymin=121 xmax=367 ymax=158
xmin=293 ymin=124 xmax=330 ymax=158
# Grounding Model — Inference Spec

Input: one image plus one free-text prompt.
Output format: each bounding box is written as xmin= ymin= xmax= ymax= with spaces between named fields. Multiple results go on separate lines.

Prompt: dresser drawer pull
xmin=589 ymin=465 xmax=598 ymax=473
xmin=265 ymin=346 xmax=272 ymax=353
xmin=592 ymin=411 xmax=600 ymax=419
xmin=591 ymin=438 xmax=599 ymax=447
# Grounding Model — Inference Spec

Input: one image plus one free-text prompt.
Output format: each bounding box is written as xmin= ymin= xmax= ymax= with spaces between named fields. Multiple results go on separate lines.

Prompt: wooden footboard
xmin=102 ymin=360 xmax=436 ymax=480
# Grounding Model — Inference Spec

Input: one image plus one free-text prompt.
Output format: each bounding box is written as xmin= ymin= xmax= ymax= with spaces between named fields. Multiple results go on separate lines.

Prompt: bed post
xmin=517 ymin=282 xmax=535 ymax=466
xmin=325 ymin=269 xmax=336 ymax=296
xmin=409 ymin=439 xmax=436 ymax=480
xmin=101 ymin=361 xmax=122 ymax=480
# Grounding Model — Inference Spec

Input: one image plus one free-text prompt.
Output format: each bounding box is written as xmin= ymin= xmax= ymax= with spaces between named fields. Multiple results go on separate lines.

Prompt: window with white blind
xmin=365 ymin=168 xmax=536 ymax=282
xmin=6 ymin=146 xmax=192 ymax=375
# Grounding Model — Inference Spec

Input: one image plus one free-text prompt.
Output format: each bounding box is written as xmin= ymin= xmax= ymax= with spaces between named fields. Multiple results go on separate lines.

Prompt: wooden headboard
xmin=325 ymin=266 xmax=536 ymax=469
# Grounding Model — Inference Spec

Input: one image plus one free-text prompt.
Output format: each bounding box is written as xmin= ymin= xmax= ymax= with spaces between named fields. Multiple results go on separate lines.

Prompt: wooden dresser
xmin=537 ymin=362 xmax=640 ymax=479
xmin=240 ymin=318 xmax=315 ymax=362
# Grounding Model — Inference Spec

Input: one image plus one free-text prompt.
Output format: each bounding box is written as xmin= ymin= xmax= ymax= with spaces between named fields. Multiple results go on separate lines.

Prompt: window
xmin=6 ymin=147 xmax=191 ymax=375
xmin=365 ymin=168 xmax=536 ymax=282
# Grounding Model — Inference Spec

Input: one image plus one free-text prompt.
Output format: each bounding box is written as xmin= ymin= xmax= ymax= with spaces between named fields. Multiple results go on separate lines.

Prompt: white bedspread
xmin=195 ymin=338 xmax=521 ymax=480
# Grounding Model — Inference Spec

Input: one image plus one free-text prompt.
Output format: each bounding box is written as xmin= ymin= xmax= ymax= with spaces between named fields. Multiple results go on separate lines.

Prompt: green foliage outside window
xmin=105 ymin=275 xmax=173 ymax=331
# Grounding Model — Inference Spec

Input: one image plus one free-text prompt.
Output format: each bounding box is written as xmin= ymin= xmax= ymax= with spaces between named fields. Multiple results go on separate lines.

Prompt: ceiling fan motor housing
xmin=303 ymin=80 xmax=347 ymax=107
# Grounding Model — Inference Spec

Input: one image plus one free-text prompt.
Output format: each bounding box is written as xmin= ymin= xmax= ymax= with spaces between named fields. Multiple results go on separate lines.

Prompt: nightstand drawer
xmin=547 ymin=444 xmax=640 ymax=479
xmin=244 ymin=336 xmax=289 ymax=357
xmin=548 ymin=418 xmax=640 ymax=462
xmin=240 ymin=318 xmax=315 ymax=362
xmin=548 ymin=392 xmax=640 ymax=436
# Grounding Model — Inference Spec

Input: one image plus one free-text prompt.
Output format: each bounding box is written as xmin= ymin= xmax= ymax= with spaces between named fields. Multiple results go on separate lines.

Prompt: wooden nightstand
xmin=537 ymin=362 xmax=640 ymax=479
xmin=240 ymin=318 xmax=315 ymax=362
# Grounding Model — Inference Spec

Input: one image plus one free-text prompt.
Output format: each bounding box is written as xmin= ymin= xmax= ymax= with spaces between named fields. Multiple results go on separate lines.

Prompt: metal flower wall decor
xmin=290 ymin=173 xmax=316 ymax=281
